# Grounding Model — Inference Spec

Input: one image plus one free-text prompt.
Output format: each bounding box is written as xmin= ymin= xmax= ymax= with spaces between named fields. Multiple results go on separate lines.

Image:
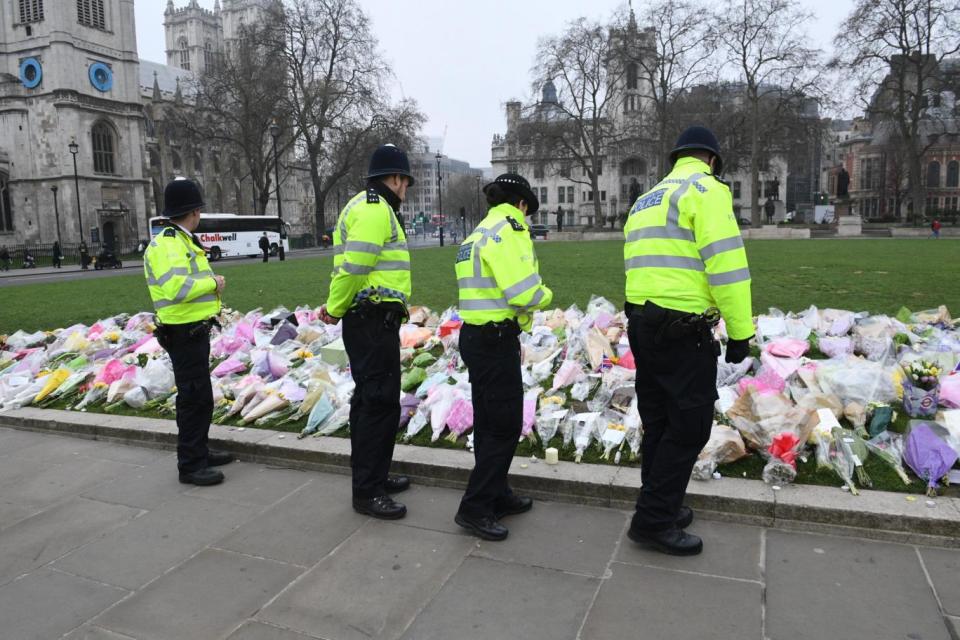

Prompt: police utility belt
xmin=153 ymin=317 xmax=220 ymax=346
xmin=626 ymin=301 xmax=720 ymax=346
xmin=348 ymin=299 xmax=408 ymax=328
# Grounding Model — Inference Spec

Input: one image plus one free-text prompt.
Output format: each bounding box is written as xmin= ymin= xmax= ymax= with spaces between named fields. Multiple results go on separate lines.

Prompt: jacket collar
xmin=672 ymin=156 xmax=713 ymax=175
xmin=487 ymin=202 xmax=525 ymax=220
xmin=368 ymin=179 xmax=402 ymax=211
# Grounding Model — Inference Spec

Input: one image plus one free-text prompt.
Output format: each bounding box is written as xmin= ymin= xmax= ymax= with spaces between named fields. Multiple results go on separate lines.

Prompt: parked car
xmin=529 ymin=224 xmax=549 ymax=239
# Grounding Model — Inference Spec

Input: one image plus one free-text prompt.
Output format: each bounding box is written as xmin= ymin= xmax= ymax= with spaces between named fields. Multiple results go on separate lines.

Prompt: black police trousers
xmin=458 ymin=323 xmax=521 ymax=518
xmin=627 ymin=308 xmax=717 ymax=531
xmin=342 ymin=303 xmax=402 ymax=499
xmin=161 ymin=324 xmax=214 ymax=473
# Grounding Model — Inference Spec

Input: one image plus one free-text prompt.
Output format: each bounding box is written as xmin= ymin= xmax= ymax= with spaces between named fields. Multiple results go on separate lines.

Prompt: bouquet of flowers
xmin=902 ymin=360 xmax=941 ymax=418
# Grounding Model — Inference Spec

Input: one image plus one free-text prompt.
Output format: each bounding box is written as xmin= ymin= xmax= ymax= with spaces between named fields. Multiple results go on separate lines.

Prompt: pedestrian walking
xmin=259 ymin=232 xmax=270 ymax=262
xmin=622 ymin=126 xmax=753 ymax=556
xmin=79 ymin=242 xmax=90 ymax=270
xmin=453 ymin=173 xmax=554 ymax=541
xmin=930 ymin=219 xmax=941 ymax=239
xmin=0 ymin=245 xmax=10 ymax=271
xmin=22 ymin=247 xmax=35 ymax=268
xmin=144 ymin=178 xmax=233 ymax=486
xmin=52 ymin=241 xmax=62 ymax=269
xmin=320 ymin=144 xmax=414 ymax=520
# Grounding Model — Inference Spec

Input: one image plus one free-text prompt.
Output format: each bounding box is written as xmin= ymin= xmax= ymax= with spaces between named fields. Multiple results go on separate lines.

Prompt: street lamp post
xmin=435 ymin=152 xmax=444 ymax=247
xmin=269 ymin=121 xmax=285 ymax=260
xmin=68 ymin=139 xmax=82 ymax=243
xmin=51 ymin=186 xmax=62 ymax=246
xmin=475 ymin=174 xmax=481 ymax=228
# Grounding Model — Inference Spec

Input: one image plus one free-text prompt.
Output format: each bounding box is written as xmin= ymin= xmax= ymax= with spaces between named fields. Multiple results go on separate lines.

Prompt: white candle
xmin=545 ymin=447 xmax=559 ymax=465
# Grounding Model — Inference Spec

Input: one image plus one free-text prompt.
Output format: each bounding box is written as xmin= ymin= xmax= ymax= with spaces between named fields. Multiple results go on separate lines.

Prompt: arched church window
xmin=178 ymin=38 xmax=190 ymax=71
xmin=194 ymin=151 xmax=203 ymax=173
xmin=0 ymin=172 xmax=13 ymax=232
xmin=204 ymin=42 xmax=214 ymax=70
xmin=171 ymin=150 xmax=182 ymax=171
xmin=19 ymin=0 xmax=44 ymax=24
xmin=947 ymin=161 xmax=959 ymax=188
xmin=626 ymin=63 xmax=638 ymax=90
xmin=149 ymin=148 xmax=161 ymax=169
xmin=91 ymin=121 xmax=116 ymax=174
xmin=77 ymin=0 xmax=105 ymax=29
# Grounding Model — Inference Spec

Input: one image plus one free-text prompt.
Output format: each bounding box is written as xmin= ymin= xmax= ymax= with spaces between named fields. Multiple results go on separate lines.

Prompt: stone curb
xmin=3 ymin=407 xmax=959 ymax=547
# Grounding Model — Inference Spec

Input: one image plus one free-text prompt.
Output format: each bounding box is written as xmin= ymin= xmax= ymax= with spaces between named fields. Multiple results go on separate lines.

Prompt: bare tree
xmin=531 ymin=17 xmax=629 ymax=227
xmin=267 ymin=0 xmax=423 ymax=241
xmin=713 ymin=0 xmax=821 ymax=227
xmin=832 ymin=0 xmax=960 ymax=221
xmin=634 ymin=0 xmax=716 ymax=170
xmin=167 ymin=21 xmax=289 ymax=215
xmin=443 ymin=173 xmax=485 ymax=234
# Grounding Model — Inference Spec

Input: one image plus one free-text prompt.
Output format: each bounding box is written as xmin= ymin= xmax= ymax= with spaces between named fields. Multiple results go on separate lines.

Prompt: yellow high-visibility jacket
xmin=144 ymin=224 xmax=220 ymax=325
xmin=623 ymin=156 xmax=753 ymax=340
xmin=326 ymin=187 xmax=411 ymax=318
xmin=455 ymin=203 xmax=553 ymax=331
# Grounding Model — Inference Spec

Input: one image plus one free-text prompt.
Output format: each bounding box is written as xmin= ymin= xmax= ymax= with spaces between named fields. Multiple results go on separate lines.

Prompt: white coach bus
xmin=148 ymin=214 xmax=289 ymax=261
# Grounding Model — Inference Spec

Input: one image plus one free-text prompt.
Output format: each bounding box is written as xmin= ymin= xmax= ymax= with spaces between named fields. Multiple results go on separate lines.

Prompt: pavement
xmin=2 ymin=426 xmax=959 ymax=640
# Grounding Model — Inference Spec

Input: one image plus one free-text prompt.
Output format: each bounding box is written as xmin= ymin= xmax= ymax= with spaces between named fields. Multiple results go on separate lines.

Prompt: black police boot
xmin=455 ymin=512 xmax=509 ymax=541
xmin=207 ymin=450 xmax=235 ymax=467
xmin=627 ymin=525 xmax=703 ymax=556
xmin=676 ymin=506 xmax=694 ymax=529
xmin=353 ymin=495 xmax=407 ymax=520
xmin=385 ymin=475 xmax=411 ymax=494
xmin=179 ymin=467 xmax=225 ymax=486
xmin=495 ymin=494 xmax=533 ymax=518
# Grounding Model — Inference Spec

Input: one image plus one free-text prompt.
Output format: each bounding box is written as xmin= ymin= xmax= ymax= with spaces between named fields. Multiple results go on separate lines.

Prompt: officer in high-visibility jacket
xmin=320 ymin=144 xmax=413 ymax=520
xmin=453 ymin=173 xmax=553 ymax=541
xmin=623 ymin=126 xmax=753 ymax=556
xmin=144 ymin=178 xmax=233 ymax=486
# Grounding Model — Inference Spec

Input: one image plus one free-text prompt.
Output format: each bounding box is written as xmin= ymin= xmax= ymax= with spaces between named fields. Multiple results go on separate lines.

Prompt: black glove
xmin=725 ymin=337 xmax=752 ymax=364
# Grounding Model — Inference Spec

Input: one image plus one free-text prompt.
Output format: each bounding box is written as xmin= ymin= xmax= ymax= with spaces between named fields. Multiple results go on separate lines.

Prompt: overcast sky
xmin=136 ymin=0 xmax=853 ymax=168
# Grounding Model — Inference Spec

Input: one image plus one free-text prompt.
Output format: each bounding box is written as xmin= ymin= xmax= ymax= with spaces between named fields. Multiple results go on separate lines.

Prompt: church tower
xmin=0 ymin=0 xmax=149 ymax=247
xmin=164 ymin=0 xmax=224 ymax=74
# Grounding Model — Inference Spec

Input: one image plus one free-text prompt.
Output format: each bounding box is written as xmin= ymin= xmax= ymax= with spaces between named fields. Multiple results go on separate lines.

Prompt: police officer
xmin=453 ymin=173 xmax=554 ymax=541
xmin=144 ymin=178 xmax=234 ymax=486
xmin=320 ymin=144 xmax=413 ymax=519
xmin=622 ymin=126 xmax=753 ymax=555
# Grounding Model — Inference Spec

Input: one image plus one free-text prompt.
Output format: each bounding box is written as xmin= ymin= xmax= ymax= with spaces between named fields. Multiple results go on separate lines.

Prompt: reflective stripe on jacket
xmin=455 ymin=203 xmax=553 ymax=332
xmin=327 ymin=189 xmax=411 ymax=317
xmin=623 ymin=157 xmax=753 ymax=340
xmin=144 ymin=226 xmax=220 ymax=325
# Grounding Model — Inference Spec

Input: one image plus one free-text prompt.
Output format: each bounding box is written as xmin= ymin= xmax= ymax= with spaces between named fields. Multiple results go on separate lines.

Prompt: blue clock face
xmin=89 ymin=62 xmax=113 ymax=92
xmin=19 ymin=58 xmax=42 ymax=89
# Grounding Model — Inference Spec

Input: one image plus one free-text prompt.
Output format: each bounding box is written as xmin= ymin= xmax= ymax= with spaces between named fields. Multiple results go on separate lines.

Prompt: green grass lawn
xmin=2 ymin=238 xmax=957 ymax=334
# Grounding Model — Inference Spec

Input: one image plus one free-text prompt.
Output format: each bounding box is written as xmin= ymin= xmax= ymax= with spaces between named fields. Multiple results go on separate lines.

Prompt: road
xmin=0 ymin=239 xmax=441 ymax=288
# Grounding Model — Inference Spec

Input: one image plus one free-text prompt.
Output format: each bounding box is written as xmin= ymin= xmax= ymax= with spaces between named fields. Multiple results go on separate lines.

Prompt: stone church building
xmin=0 ymin=0 xmax=305 ymax=250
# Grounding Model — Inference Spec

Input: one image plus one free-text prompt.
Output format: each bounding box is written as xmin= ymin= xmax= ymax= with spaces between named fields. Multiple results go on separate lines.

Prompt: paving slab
xmin=216 ymin=475 xmax=366 ymax=567
xmin=616 ymin=518 xmax=764 ymax=581
xmin=79 ymin=456 xmax=193 ymax=509
xmin=472 ymin=500 xmax=627 ymax=577
xmin=63 ymin=626 xmax=139 ymax=640
xmin=226 ymin=621 xmax=323 ymax=640
xmin=397 ymin=482 xmax=466 ymax=534
xmin=7 ymin=434 xmax=167 ymax=466
xmin=401 ymin=556 xmax=599 ymax=640
xmin=918 ymin=546 xmax=960 ymax=617
xmin=54 ymin=495 xmax=259 ymax=590
xmin=0 ymin=497 xmax=140 ymax=586
xmin=259 ymin=521 xmax=473 ymax=640
xmin=184 ymin=460 xmax=311 ymax=507
xmin=96 ymin=548 xmax=303 ymax=640
xmin=580 ymin=562 xmax=762 ymax=640
xmin=0 ymin=568 xmax=127 ymax=640
xmin=0 ymin=500 xmax=43 ymax=531
xmin=765 ymin=530 xmax=951 ymax=640
xmin=0 ymin=454 xmax=141 ymax=508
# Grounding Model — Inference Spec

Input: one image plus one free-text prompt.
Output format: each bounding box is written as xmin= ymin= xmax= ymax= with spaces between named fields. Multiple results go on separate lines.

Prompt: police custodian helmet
xmin=484 ymin=173 xmax=540 ymax=215
xmin=669 ymin=126 xmax=724 ymax=176
xmin=162 ymin=177 xmax=205 ymax=218
xmin=367 ymin=144 xmax=416 ymax=186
